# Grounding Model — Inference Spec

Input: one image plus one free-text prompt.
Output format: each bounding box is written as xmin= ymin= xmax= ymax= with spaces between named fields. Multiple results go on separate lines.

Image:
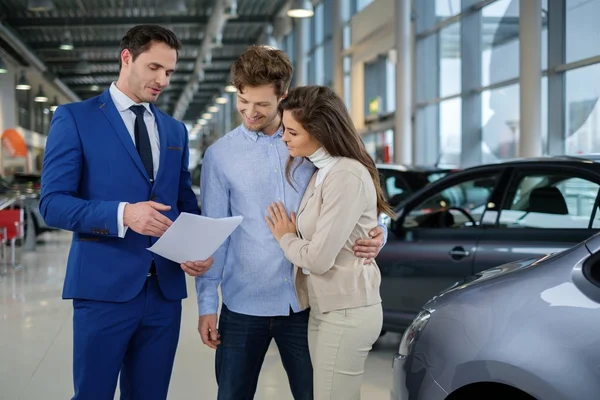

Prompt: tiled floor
xmin=0 ymin=231 xmax=401 ymax=400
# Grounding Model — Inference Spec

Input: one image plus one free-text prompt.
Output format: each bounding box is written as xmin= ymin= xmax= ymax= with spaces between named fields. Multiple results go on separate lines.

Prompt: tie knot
xmin=130 ymin=105 xmax=146 ymax=117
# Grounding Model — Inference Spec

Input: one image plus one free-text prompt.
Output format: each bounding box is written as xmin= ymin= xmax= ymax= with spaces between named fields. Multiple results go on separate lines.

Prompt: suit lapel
xmin=97 ymin=90 xmax=150 ymax=182
xmin=151 ymin=104 xmax=168 ymax=184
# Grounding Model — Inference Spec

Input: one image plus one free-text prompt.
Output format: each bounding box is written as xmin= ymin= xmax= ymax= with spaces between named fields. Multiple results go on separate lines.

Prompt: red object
xmin=1 ymin=129 xmax=28 ymax=157
xmin=0 ymin=209 xmax=23 ymax=240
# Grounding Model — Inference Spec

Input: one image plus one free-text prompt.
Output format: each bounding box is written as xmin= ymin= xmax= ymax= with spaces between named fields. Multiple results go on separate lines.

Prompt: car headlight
xmin=399 ymin=310 xmax=431 ymax=356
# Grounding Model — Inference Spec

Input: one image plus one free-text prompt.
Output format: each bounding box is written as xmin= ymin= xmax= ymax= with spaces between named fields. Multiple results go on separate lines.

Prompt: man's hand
xmin=353 ymin=226 xmax=385 ymax=264
xmin=198 ymin=314 xmax=220 ymax=349
xmin=123 ymin=201 xmax=173 ymax=237
xmin=181 ymin=257 xmax=214 ymax=277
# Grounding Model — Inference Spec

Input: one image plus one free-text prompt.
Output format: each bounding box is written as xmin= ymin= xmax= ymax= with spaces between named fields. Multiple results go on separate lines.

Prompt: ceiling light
xmin=0 ymin=56 xmax=7 ymax=74
xmin=215 ymin=96 xmax=228 ymax=104
xmin=50 ymin=96 xmax=59 ymax=112
xmin=60 ymin=30 xmax=73 ymax=51
xmin=225 ymin=85 xmax=237 ymax=93
xmin=27 ymin=0 xmax=55 ymax=12
xmin=34 ymin=85 xmax=48 ymax=102
xmin=16 ymin=71 xmax=31 ymax=90
xmin=202 ymin=113 xmax=212 ymax=119
xmin=287 ymin=0 xmax=314 ymax=18
xmin=91 ymin=85 xmax=100 ymax=91
xmin=208 ymin=105 xmax=219 ymax=113
xmin=199 ymin=119 xmax=207 ymax=125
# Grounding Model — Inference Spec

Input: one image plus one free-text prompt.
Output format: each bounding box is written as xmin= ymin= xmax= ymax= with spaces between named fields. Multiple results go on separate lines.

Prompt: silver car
xmin=392 ymin=233 xmax=600 ymax=399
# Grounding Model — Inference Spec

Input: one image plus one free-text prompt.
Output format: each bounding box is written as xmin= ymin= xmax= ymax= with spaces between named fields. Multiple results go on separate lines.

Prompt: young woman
xmin=265 ymin=85 xmax=395 ymax=400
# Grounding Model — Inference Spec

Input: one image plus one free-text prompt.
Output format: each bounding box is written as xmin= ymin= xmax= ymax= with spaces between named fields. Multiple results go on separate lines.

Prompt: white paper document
xmin=148 ymin=213 xmax=243 ymax=264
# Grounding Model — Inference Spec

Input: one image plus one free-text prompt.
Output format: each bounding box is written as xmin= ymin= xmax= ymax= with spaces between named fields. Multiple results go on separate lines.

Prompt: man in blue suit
xmin=40 ymin=25 xmax=212 ymax=399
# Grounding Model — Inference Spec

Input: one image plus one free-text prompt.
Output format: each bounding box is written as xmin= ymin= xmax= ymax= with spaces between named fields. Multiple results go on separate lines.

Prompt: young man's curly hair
xmin=230 ymin=45 xmax=293 ymax=97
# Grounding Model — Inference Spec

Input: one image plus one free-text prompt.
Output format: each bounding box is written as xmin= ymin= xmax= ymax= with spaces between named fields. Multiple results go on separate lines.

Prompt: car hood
xmin=422 ymin=253 xmax=557 ymax=311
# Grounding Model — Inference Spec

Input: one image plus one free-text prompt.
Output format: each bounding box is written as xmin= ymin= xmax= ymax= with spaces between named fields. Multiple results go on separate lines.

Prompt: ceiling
xmin=0 ymin=0 xmax=289 ymax=122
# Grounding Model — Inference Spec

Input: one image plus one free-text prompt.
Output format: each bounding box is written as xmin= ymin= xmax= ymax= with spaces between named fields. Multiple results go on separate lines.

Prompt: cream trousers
xmin=307 ymin=303 xmax=383 ymax=400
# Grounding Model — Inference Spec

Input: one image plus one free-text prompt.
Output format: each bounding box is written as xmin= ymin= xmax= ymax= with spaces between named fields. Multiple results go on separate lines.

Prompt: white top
xmin=298 ymin=147 xmax=341 ymax=275
xmin=109 ymin=82 xmax=161 ymax=238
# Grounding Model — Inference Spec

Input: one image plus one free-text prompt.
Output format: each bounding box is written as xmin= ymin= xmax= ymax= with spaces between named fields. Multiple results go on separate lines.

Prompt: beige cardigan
xmin=278 ymin=157 xmax=382 ymax=314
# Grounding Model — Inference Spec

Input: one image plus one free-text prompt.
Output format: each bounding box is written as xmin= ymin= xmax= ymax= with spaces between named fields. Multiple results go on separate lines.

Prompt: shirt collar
xmin=240 ymin=122 xmax=283 ymax=142
xmin=109 ymin=82 xmax=154 ymax=117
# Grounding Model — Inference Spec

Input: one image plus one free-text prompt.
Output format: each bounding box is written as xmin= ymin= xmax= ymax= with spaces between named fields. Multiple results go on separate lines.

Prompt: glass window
xmin=314 ymin=2 xmax=324 ymax=44
xmin=323 ymin=39 xmax=333 ymax=87
xmin=481 ymin=0 xmax=520 ymax=86
xmin=323 ymin=0 xmax=333 ymax=39
xmin=385 ymin=57 xmax=396 ymax=113
xmin=440 ymin=22 xmax=461 ymax=97
xmin=566 ymin=0 xmax=600 ymax=63
xmin=416 ymin=0 xmax=461 ymax=33
xmin=499 ymin=173 xmax=599 ymax=229
xmin=439 ymin=98 xmax=461 ymax=167
xmin=481 ymin=83 xmax=520 ymax=164
xmin=481 ymin=0 xmax=548 ymax=86
xmin=565 ymin=63 xmax=600 ymax=155
xmin=314 ymin=46 xmax=324 ymax=85
xmin=403 ymin=173 xmax=499 ymax=229
xmin=343 ymin=25 xmax=351 ymax=49
xmin=356 ymin=0 xmax=374 ymax=12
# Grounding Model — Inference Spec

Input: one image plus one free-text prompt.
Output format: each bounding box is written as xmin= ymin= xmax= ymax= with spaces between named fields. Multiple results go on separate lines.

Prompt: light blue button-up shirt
xmin=195 ymin=123 xmax=387 ymax=317
xmin=195 ymin=123 xmax=316 ymax=316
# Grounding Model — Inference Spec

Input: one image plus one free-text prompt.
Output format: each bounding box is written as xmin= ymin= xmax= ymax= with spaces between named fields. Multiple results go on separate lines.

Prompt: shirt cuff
xmin=117 ymin=202 xmax=129 ymax=238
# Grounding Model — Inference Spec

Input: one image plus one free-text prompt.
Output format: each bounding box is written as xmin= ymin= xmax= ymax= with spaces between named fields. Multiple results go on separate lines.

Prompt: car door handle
xmin=449 ymin=247 xmax=471 ymax=259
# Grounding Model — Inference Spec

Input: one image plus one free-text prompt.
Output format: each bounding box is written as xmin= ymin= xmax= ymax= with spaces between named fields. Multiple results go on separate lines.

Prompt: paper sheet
xmin=148 ymin=213 xmax=243 ymax=264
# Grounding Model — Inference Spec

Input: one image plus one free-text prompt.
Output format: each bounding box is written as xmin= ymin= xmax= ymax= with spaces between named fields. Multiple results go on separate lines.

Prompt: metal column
xmin=393 ymin=0 xmax=413 ymax=165
xmin=332 ymin=0 xmax=344 ymax=97
xmin=519 ymin=0 xmax=543 ymax=157
xmin=293 ymin=18 xmax=308 ymax=87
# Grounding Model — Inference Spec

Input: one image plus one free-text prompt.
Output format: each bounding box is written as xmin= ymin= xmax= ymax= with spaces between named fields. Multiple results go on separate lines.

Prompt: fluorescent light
xmin=199 ymin=119 xmax=207 ymax=125
xmin=287 ymin=0 xmax=314 ymax=18
xmin=202 ymin=113 xmax=212 ymax=119
xmin=208 ymin=105 xmax=219 ymax=113
xmin=225 ymin=85 xmax=237 ymax=93
xmin=215 ymin=96 xmax=228 ymax=104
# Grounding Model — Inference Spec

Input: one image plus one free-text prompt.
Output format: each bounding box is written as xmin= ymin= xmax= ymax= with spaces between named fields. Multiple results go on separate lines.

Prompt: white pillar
xmin=394 ymin=0 xmax=413 ymax=165
xmin=332 ymin=0 xmax=344 ymax=97
xmin=519 ymin=0 xmax=542 ymax=157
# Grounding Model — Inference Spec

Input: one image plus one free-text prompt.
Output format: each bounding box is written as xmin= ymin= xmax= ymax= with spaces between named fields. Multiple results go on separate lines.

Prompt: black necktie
xmin=129 ymin=105 xmax=154 ymax=181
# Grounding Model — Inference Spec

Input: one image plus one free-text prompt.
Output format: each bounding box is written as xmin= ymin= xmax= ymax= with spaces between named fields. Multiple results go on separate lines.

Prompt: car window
xmin=499 ymin=173 xmax=600 ymax=229
xmin=403 ymin=173 xmax=499 ymax=229
xmin=380 ymin=171 xmax=410 ymax=207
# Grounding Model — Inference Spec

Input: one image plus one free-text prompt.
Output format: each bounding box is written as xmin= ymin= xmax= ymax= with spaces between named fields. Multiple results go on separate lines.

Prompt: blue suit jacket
xmin=40 ymin=89 xmax=199 ymax=302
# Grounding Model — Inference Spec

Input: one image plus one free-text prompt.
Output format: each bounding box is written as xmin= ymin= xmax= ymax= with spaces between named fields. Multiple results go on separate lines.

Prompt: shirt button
xmin=285 ymin=278 xmax=289 ymax=282
xmin=275 ymin=169 xmax=278 ymax=172
xmin=270 ymin=144 xmax=273 ymax=147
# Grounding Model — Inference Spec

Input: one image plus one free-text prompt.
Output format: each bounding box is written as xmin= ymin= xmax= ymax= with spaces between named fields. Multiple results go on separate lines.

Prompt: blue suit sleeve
xmin=195 ymin=145 xmax=230 ymax=316
xmin=177 ymin=122 xmax=200 ymax=215
xmin=40 ymin=106 xmax=120 ymax=236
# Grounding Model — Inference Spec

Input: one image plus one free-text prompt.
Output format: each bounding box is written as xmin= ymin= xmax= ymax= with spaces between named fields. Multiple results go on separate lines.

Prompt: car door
xmin=377 ymin=168 xmax=505 ymax=330
xmin=473 ymin=166 xmax=600 ymax=273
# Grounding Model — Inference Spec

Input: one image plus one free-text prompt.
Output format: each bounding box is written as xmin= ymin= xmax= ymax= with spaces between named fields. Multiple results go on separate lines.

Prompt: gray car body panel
xmin=401 ymin=235 xmax=600 ymax=399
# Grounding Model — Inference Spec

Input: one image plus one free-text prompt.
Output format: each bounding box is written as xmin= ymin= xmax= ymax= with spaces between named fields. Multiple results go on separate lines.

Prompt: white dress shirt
xmin=109 ymin=82 xmax=161 ymax=238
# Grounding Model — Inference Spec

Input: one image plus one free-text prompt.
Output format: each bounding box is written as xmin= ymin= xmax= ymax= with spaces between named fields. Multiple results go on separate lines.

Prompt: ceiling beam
xmin=56 ymin=68 xmax=230 ymax=78
xmin=6 ymin=15 xmax=273 ymax=29
xmin=45 ymin=56 xmax=237 ymax=65
xmin=31 ymin=39 xmax=254 ymax=52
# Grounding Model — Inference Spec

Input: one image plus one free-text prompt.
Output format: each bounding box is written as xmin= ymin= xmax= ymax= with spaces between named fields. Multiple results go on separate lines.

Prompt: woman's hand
xmin=265 ymin=201 xmax=297 ymax=241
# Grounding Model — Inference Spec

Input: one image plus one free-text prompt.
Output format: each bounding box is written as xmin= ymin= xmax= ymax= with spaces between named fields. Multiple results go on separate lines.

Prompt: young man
xmin=40 ymin=25 xmax=213 ymax=399
xmin=196 ymin=45 xmax=386 ymax=400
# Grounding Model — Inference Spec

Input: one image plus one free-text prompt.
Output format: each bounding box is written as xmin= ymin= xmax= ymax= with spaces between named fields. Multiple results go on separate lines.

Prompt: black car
xmin=377 ymin=155 xmax=600 ymax=332
xmin=377 ymin=164 xmax=455 ymax=207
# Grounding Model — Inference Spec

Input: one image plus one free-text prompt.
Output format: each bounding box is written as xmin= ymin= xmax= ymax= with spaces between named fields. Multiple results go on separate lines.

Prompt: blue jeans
xmin=215 ymin=304 xmax=313 ymax=400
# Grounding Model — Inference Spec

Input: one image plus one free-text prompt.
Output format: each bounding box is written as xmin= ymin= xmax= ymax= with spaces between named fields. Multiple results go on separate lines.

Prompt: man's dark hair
xmin=230 ymin=45 xmax=293 ymax=98
xmin=118 ymin=25 xmax=182 ymax=69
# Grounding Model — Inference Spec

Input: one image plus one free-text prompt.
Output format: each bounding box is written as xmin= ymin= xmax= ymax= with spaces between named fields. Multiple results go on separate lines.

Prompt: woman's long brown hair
xmin=281 ymin=85 xmax=395 ymax=218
